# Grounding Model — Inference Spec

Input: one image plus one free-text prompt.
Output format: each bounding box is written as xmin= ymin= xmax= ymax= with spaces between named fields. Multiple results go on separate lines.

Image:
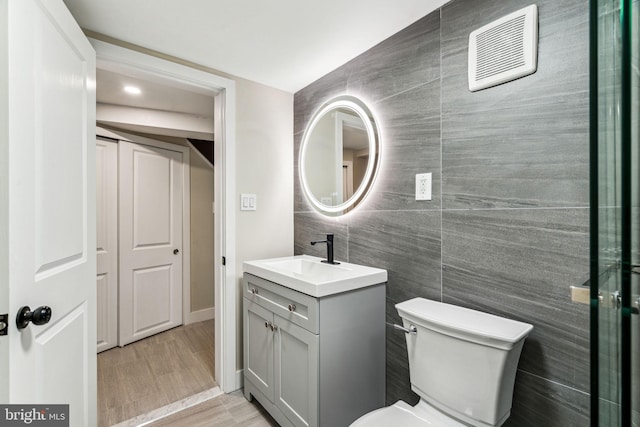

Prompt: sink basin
xmin=264 ymin=257 xmax=351 ymax=279
xmin=243 ymin=255 xmax=387 ymax=297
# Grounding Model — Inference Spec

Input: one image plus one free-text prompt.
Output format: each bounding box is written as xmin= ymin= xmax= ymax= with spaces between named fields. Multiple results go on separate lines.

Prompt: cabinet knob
xmin=288 ymin=304 xmax=296 ymax=312
xmin=264 ymin=321 xmax=278 ymax=332
xmin=251 ymin=288 xmax=259 ymax=295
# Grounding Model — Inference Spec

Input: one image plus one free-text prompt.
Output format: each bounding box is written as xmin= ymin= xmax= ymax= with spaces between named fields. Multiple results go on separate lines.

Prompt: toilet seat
xmin=351 ymin=399 xmax=467 ymax=427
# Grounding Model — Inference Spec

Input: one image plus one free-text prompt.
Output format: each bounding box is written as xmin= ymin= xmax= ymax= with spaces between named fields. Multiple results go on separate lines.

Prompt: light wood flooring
xmin=98 ymin=320 xmax=217 ymax=426
xmin=146 ymin=390 xmax=279 ymax=427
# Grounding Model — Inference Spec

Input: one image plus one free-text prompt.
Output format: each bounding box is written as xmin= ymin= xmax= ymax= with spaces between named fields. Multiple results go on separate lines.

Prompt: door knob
xmin=173 ymin=249 xmax=180 ymax=255
xmin=16 ymin=306 xmax=52 ymax=330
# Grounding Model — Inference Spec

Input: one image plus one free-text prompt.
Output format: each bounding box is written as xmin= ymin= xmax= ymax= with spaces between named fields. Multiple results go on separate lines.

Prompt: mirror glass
xmin=300 ymin=95 xmax=380 ymax=216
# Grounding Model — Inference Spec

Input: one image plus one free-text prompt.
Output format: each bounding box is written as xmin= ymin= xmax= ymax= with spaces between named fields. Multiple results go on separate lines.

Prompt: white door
xmin=119 ymin=141 xmax=183 ymax=346
xmin=0 ymin=0 xmax=97 ymax=424
xmin=96 ymin=138 xmax=118 ymax=352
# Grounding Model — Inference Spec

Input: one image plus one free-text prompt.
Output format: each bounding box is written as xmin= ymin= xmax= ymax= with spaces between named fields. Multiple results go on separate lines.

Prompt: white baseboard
xmin=186 ymin=307 xmax=215 ymax=324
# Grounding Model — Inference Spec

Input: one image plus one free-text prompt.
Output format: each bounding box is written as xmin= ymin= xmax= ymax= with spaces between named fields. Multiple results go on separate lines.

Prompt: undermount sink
xmin=243 ymin=255 xmax=387 ymax=297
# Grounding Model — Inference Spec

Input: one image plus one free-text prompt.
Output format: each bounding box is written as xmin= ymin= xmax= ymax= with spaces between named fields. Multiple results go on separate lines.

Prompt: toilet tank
xmin=396 ymin=298 xmax=533 ymax=427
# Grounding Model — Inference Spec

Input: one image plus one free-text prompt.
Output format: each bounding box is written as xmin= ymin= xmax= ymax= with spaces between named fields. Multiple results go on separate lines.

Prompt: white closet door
xmin=118 ymin=140 xmax=184 ymax=346
xmin=96 ymin=138 xmax=118 ymax=352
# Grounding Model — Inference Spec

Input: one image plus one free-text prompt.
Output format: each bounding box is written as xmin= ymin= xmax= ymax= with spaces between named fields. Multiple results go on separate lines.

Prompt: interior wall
xmin=293 ymin=0 xmax=590 ymax=425
xmin=189 ymin=150 xmax=215 ymax=312
xmin=235 ymin=78 xmax=294 ymax=368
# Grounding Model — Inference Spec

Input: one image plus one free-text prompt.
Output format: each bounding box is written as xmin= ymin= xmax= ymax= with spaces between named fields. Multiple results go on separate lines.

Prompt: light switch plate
xmin=415 ymin=173 xmax=432 ymax=201
xmin=240 ymin=193 xmax=257 ymax=211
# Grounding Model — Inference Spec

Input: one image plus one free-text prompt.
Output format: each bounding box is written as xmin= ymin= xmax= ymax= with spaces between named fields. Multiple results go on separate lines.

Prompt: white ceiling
xmin=64 ymin=0 xmax=450 ymax=93
xmin=97 ymin=69 xmax=214 ymax=117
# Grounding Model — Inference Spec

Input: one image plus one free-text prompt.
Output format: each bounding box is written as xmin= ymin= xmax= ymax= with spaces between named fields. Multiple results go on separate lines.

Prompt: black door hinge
xmin=0 ymin=313 xmax=8 ymax=336
xmin=222 ymin=256 xmax=226 ymax=266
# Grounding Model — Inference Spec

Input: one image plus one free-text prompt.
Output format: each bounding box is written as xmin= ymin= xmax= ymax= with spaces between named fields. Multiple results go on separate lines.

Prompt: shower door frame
xmin=589 ymin=0 xmax=635 ymax=425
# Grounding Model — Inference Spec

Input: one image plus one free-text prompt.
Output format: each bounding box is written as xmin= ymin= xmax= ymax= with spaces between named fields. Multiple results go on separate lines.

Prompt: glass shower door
xmin=632 ymin=0 xmax=639 ymax=423
xmin=590 ymin=0 xmax=638 ymax=425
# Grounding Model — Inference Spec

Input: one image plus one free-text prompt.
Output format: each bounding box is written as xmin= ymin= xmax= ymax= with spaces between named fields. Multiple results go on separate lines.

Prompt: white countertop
xmin=243 ymin=254 xmax=387 ymax=297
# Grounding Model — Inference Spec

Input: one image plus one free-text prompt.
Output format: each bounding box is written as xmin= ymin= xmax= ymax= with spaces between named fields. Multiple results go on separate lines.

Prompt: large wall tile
xmin=442 ymin=208 xmax=590 ymax=392
xmin=344 ymin=12 xmax=440 ymax=104
xmin=348 ymin=210 xmax=442 ymax=304
xmin=506 ymin=370 xmax=590 ymax=426
xmin=361 ymin=81 xmax=441 ymax=212
xmin=441 ymin=98 xmax=589 ymax=209
xmin=293 ymin=213 xmax=349 ymax=261
xmin=441 ymin=0 xmax=589 ymax=210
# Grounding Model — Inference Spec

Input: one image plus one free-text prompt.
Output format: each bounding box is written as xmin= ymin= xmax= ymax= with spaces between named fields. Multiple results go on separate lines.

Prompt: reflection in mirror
xmin=300 ymin=95 xmax=380 ymax=216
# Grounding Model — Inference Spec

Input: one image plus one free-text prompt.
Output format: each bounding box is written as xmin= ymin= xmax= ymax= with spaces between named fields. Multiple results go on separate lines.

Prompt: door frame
xmin=91 ymin=40 xmax=238 ymax=392
xmin=96 ymin=126 xmax=197 ymax=350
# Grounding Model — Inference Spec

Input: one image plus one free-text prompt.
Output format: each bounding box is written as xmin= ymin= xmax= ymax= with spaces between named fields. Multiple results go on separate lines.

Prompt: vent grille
xmin=468 ymin=5 xmax=538 ymax=91
xmin=475 ymin=16 xmax=526 ymax=80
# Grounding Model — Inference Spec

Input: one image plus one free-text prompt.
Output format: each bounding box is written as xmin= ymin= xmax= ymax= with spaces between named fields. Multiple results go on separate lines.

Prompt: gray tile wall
xmin=294 ymin=0 xmax=590 ymax=424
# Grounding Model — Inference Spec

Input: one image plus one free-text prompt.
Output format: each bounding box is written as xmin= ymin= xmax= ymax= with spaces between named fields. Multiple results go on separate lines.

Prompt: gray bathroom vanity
xmin=242 ymin=255 xmax=387 ymax=427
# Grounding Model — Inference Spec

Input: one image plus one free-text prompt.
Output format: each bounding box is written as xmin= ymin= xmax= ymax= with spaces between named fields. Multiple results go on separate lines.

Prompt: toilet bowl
xmin=351 ymin=298 xmax=533 ymax=427
xmin=352 ymin=399 xmax=466 ymax=427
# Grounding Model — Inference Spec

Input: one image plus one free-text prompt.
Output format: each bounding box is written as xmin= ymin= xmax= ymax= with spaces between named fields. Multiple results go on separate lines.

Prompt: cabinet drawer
xmin=244 ymin=273 xmax=319 ymax=334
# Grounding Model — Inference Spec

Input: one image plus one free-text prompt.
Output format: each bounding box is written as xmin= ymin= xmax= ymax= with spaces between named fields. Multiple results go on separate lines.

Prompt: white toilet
xmin=351 ymin=297 xmax=533 ymax=427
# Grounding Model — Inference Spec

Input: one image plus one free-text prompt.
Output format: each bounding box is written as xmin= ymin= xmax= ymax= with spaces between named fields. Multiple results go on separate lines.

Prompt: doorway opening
xmin=91 ymin=39 xmax=238 ymax=425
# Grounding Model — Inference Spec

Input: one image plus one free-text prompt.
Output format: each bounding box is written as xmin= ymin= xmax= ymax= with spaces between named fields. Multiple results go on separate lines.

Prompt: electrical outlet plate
xmin=415 ymin=173 xmax=432 ymax=201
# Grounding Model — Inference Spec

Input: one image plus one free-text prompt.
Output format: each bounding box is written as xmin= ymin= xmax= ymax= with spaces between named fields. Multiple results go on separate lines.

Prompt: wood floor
xmin=146 ymin=391 xmax=279 ymax=427
xmin=98 ymin=320 xmax=217 ymax=426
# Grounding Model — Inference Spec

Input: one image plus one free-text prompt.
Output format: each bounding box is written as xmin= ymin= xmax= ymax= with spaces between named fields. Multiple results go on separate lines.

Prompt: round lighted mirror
xmin=300 ymin=95 xmax=381 ymax=216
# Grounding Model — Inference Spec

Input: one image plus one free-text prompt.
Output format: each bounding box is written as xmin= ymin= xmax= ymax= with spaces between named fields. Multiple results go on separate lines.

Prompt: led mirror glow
xmin=300 ymin=95 xmax=381 ymax=216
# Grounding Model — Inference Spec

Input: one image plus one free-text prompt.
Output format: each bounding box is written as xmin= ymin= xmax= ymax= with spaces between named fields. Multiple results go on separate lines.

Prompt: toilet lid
xmin=351 ymin=400 xmax=467 ymax=427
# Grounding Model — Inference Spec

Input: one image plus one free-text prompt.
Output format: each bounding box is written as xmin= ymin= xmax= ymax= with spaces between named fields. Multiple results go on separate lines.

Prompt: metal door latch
xmin=0 ymin=313 xmax=8 ymax=336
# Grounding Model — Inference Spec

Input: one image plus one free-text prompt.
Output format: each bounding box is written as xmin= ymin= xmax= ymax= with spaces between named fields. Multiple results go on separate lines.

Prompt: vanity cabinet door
xmin=244 ymin=299 xmax=275 ymax=402
xmin=274 ymin=315 xmax=319 ymax=427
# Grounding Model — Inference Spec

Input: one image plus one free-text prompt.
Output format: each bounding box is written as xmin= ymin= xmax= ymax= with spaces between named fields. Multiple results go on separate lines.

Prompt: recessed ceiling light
xmin=124 ymin=85 xmax=141 ymax=95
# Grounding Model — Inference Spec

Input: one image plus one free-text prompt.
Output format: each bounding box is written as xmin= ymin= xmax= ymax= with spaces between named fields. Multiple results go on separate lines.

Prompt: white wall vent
xmin=468 ymin=5 xmax=538 ymax=92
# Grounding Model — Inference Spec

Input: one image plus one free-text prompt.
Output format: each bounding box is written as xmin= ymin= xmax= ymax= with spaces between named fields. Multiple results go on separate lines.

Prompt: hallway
xmin=98 ymin=320 xmax=216 ymax=426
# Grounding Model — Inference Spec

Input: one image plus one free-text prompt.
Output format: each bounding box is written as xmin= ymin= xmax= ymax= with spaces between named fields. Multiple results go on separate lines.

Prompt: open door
xmin=0 ymin=0 xmax=97 ymax=425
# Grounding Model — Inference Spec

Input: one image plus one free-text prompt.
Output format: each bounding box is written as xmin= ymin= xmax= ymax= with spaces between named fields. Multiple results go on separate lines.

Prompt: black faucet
xmin=310 ymin=234 xmax=340 ymax=265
